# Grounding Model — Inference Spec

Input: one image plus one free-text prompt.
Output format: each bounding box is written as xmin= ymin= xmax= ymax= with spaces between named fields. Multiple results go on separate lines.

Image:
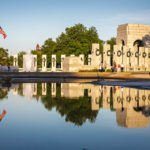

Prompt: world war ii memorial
xmin=1 ymin=0 xmax=150 ymax=150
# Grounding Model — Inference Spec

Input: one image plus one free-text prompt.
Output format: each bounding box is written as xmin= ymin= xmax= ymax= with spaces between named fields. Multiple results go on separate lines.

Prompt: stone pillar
xmin=92 ymin=43 xmax=100 ymax=54
xmin=130 ymin=46 xmax=137 ymax=71
xmin=42 ymin=55 xmax=47 ymax=72
xmin=91 ymin=43 xmax=101 ymax=66
xmin=33 ymin=55 xmax=37 ymax=72
xmin=124 ymin=46 xmax=133 ymax=71
xmin=51 ymin=55 xmax=56 ymax=72
xmin=139 ymin=47 xmax=146 ymax=71
xmin=133 ymin=46 xmax=141 ymax=71
xmin=123 ymin=46 xmax=129 ymax=71
xmin=42 ymin=83 xmax=47 ymax=96
xmin=79 ymin=54 xmax=84 ymax=65
xmin=145 ymin=48 xmax=150 ymax=71
xmin=103 ymin=44 xmax=111 ymax=70
xmin=113 ymin=45 xmax=122 ymax=71
xmin=51 ymin=83 xmax=56 ymax=97
xmin=13 ymin=55 xmax=18 ymax=67
xmin=61 ymin=55 xmax=66 ymax=71
xmin=33 ymin=83 xmax=37 ymax=95
xmin=88 ymin=54 xmax=92 ymax=65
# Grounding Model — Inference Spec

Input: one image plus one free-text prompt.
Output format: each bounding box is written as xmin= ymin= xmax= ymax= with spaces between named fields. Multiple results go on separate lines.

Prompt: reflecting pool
xmin=0 ymin=82 xmax=150 ymax=150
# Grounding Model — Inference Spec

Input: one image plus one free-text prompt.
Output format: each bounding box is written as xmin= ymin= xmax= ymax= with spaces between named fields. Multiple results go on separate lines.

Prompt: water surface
xmin=0 ymin=82 xmax=150 ymax=150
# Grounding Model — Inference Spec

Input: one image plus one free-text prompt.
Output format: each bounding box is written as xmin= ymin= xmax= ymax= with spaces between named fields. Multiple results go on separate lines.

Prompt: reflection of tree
xmin=18 ymin=83 xmax=23 ymax=96
xmin=134 ymin=106 xmax=150 ymax=117
xmin=41 ymin=83 xmax=98 ymax=126
xmin=0 ymin=89 xmax=8 ymax=99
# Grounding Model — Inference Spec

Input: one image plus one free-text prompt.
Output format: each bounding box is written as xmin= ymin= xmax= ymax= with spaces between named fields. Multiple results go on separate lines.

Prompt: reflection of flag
xmin=0 ymin=26 xmax=7 ymax=39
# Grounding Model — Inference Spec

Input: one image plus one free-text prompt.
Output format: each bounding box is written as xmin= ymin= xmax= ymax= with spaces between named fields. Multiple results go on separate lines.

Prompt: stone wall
xmin=117 ymin=24 xmax=150 ymax=47
xmin=62 ymin=56 xmax=82 ymax=72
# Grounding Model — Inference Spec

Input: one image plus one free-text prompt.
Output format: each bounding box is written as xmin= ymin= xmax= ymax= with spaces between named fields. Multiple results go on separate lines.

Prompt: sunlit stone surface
xmin=23 ymin=53 xmax=36 ymax=72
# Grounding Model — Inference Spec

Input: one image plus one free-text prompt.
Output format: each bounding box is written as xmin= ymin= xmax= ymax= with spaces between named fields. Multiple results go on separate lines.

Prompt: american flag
xmin=0 ymin=26 xmax=7 ymax=39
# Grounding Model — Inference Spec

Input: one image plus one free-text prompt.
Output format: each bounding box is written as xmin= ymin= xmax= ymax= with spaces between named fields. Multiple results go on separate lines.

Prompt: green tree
xmin=41 ymin=38 xmax=56 ymax=67
xmin=29 ymin=24 xmax=103 ymax=67
xmin=55 ymin=24 xmax=103 ymax=64
xmin=0 ymin=48 xmax=8 ymax=65
xmin=8 ymin=56 xmax=13 ymax=66
xmin=0 ymin=89 xmax=8 ymax=100
xmin=107 ymin=37 xmax=116 ymax=51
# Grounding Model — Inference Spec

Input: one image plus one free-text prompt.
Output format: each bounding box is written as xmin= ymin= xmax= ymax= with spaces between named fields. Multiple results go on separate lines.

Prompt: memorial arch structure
xmin=114 ymin=24 xmax=150 ymax=71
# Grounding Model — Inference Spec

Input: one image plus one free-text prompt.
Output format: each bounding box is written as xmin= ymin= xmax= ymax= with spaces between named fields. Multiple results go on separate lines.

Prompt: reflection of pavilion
xmin=116 ymin=108 xmax=149 ymax=128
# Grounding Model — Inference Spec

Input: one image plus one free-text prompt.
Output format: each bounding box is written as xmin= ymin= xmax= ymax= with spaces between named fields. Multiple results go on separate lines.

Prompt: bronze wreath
xmin=135 ymin=52 xmax=139 ymax=57
xmin=117 ymin=50 xmax=122 ymax=57
xmin=142 ymin=52 xmax=147 ymax=58
xmin=96 ymin=49 xmax=100 ymax=56
xmin=127 ymin=51 xmax=131 ymax=57
xmin=126 ymin=96 xmax=131 ymax=102
xmin=107 ymin=50 xmax=111 ymax=56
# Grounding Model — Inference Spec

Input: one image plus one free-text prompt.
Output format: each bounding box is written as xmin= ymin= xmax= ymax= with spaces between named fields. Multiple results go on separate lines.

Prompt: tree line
xmin=0 ymin=23 xmax=116 ymax=67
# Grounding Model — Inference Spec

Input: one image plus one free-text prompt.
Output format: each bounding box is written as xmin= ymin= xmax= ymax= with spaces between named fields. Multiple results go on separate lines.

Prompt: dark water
xmin=0 ymin=82 xmax=150 ymax=150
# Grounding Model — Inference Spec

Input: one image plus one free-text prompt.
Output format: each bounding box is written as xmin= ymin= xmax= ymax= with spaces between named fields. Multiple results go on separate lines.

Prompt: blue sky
xmin=0 ymin=0 xmax=150 ymax=54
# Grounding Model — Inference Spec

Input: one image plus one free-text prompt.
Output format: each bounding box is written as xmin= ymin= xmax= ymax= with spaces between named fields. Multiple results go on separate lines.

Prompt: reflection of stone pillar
xmin=51 ymin=83 xmax=56 ymax=97
xmin=52 ymin=55 xmax=56 ymax=72
xmin=42 ymin=55 xmax=47 ymax=72
xmin=13 ymin=88 xmax=18 ymax=95
xmin=13 ymin=55 xmax=18 ymax=67
xmin=88 ymin=54 xmax=92 ymax=65
xmin=33 ymin=83 xmax=37 ymax=95
xmin=33 ymin=55 xmax=37 ymax=71
xmin=145 ymin=90 xmax=150 ymax=106
xmin=89 ymin=85 xmax=101 ymax=111
xmin=103 ymin=44 xmax=111 ymax=69
xmin=91 ymin=97 xmax=99 ymax=111
xmin=61 ymin=83 xmax=64 ymax=97
xmin=103 ymin=86 xmax=111 ymax=109
xmin=42 ymin=83 xmax=47 ymax=96
xmin=79 ymin=54 xmax=84 ymax=65
xmin=113 ymin=86 xmax=123 ymax=110
xmin=61 ymin=55 xmax=66 ymax=71
xmin=139 ymin=90 xmax=146 ymax=107
xmin=23 ymin=83 xmax=34 ymax=101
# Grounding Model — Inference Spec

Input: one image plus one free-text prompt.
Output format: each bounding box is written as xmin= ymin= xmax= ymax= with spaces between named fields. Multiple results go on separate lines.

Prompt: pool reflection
xmin=1 ymin=82 xmax=150 ymax=128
